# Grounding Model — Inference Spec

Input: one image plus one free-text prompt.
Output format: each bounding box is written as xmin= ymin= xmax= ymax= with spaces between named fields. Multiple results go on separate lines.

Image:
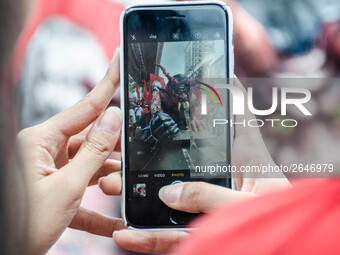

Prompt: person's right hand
xmin=99 ymin=78 xmax=290 ymax=254
xmin=15 ymin=48 xmax=126 ymax=255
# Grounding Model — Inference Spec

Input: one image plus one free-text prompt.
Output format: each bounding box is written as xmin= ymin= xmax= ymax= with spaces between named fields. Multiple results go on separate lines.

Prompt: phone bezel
xmin=120 ymin=1 xmax=235 ymax=230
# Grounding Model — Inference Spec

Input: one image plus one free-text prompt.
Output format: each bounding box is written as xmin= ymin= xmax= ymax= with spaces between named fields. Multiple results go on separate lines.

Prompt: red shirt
xmin=173 ymin=179 xmax=340 ymax=255
xmin=142 ymin=108 xmax=150 ymax=123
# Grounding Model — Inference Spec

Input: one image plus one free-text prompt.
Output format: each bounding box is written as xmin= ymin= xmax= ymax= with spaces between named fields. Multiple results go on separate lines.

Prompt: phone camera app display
xmin=123 ymin=5 xmax=232 ymax=228
xmin=127 ymin=38 xmax=229 ymax=176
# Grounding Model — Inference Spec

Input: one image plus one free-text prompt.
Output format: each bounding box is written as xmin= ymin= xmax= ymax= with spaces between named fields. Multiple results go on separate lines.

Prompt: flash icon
xmin=173 ymin=33 xmax=179 ymax=40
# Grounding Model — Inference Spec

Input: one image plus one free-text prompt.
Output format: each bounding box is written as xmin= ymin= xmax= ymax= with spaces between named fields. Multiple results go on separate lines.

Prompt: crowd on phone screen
xmin=129 ymin=100 xmax=151 ymax=140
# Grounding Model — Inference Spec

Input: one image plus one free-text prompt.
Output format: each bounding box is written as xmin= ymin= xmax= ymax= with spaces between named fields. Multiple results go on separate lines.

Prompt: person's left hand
xmin=15 ymin=48 xmax=126 ymax=255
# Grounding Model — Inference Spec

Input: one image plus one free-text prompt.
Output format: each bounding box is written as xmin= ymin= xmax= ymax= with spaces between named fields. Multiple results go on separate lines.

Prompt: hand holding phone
xmin=99 ymin=78 xmax=290 ymax=253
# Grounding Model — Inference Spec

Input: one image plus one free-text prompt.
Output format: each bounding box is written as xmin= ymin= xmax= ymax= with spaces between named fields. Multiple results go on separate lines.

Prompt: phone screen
xmin=123 ymin=4 xmax=232 ymax=228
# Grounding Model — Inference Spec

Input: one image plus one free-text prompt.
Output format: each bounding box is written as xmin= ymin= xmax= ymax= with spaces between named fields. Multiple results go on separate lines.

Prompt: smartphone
xmin=120 ymin=1 xmax=234 ymax=229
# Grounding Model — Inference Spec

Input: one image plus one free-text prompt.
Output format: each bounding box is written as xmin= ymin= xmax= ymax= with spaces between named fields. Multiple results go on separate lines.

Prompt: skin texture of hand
xmin=98 ymin=78 xmax=291 ymax=254
xmin=15 ymin=48 xmax=126 ymax=254
xmin=226 ymin=0 xmax=278 ymax=76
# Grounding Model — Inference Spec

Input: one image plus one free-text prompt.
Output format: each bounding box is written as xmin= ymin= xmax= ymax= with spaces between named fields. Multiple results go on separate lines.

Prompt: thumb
xmin=159 ymin=182 xmax=254 ymax=214
xmin=60 ymin=106 xmax=122 ymax=186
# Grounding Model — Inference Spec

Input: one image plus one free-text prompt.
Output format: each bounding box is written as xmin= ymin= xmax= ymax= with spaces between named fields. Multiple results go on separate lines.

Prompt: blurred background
xmin=12 ymin=0 xmax=340 ymax=254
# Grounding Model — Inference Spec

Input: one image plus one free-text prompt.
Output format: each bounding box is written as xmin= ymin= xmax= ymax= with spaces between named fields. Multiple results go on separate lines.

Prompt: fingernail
xmin=159 ymin=184 xmax=184 ymax=204
xmin=97 ymin=107 xmax=122 ymax=134
xmin=113 ymin=47 xmax=120 ymax=59
xmin=98 ymin=177 xmax=104 ymax=186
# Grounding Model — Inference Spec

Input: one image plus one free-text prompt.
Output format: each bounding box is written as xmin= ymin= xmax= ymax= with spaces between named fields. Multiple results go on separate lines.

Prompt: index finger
xmin=46 ymin=47 xmax=120 ymax=137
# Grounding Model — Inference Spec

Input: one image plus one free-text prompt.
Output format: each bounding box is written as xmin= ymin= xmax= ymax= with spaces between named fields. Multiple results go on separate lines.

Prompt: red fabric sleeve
xmin=173 ymin=179 xmax=340 ymax=255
